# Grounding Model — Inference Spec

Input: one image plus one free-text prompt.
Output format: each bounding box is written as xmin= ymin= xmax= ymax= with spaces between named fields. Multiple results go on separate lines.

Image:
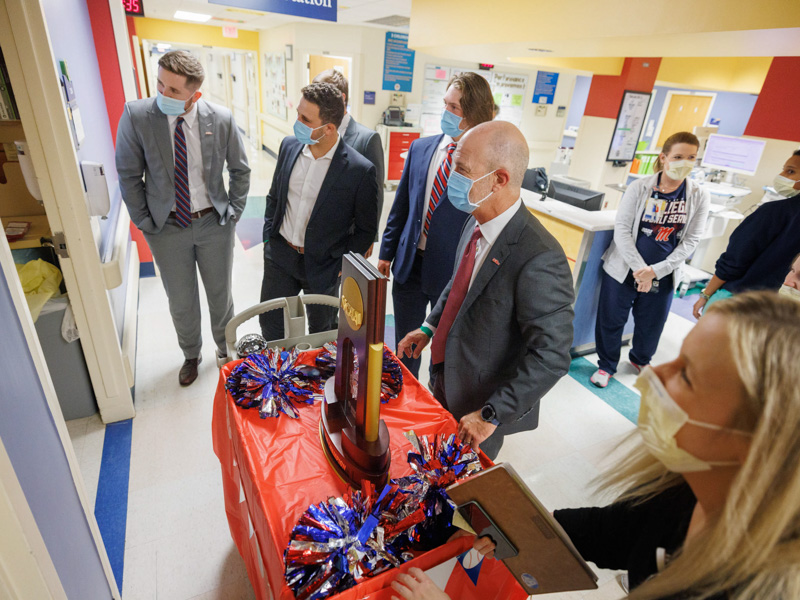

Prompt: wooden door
xmin=308 ymin=55 xmax=350 ymax=85
xmin=656 ymin=94 xmax=713 ymax=148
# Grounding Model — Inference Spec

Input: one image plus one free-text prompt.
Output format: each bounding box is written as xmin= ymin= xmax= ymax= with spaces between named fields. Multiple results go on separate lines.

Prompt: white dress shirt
xmin=280 ymin=134 xmax=341 ymax=247
xmin=338 ymin=112 xmax=351 ymax=134
xmin=417 ymin=135 xmax=455 ymax=251
xmin=424 ymin=198 xmax=522 ymax=333
xmin=167 ymin=103 xmax=212 ymax=213
xmin=469 ymin=198 xmax=522 ymax=288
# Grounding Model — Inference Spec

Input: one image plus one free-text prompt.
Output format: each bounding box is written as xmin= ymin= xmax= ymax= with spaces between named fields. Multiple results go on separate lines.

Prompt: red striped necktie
xmin=173 ymin=117 xmax=192 ymax=227
xmin=430 ymin=225 xmax=482 ymax=365
xmin=423 ymin=142 xmax=458 ymax=237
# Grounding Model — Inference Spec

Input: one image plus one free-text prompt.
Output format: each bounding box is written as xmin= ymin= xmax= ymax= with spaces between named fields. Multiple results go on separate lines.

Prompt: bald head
xmin=459 ymin=121 xmax=529 ymax=190
xmin=451 ymin=121 xmax=529 ymax=222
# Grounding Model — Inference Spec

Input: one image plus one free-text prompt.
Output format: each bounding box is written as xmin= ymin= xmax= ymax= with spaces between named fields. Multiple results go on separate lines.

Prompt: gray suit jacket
xmin=428 ymin=204 xmax=574 ymax=434
xmin=115 ymin=97 xmax=250 ymax=234
xmin=342 ymin=116 xmax=384 ymax=240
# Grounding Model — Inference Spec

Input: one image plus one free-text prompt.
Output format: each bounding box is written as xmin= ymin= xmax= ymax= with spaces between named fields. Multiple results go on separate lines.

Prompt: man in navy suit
xmin=378 ymin=72 xmax=495 ymax=377
xmin=313 ymin=69 xmax=384 ymax=253
xmin=260 ymin=83 xmax=378 ymax=340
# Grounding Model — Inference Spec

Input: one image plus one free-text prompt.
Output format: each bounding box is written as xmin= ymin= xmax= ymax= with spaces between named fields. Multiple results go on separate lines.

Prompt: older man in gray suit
xmin=398 ymin=121 xmax=574 ymax=459
xmin=116 ymin=50 xmax=250 ymax=386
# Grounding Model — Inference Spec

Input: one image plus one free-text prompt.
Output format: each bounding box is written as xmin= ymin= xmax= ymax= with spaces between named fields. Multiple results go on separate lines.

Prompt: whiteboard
xmin=606 ymin=90 xmax=651 ymax=163
xmin=264 ymin=52 xmax=287 ymax=121
xmin=420 ymin=64 xmax=529 ymax=136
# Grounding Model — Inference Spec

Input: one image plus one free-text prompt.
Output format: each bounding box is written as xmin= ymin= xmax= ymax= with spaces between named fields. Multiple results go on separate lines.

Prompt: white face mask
xmin=634 ymin=367 xmax=752 ymax=473
xmin=664 ymin=159 xmax=694 ymax=181
xmin=778 ymin=285 xmax=800 ymax=301
xmin=773 ymin=175 xmax=800 ymax=198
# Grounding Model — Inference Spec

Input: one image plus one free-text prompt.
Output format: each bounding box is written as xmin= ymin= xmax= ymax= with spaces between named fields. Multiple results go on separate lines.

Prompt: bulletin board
xmin=419 ymin=64 xmax=529 ymax=136
xmin=606 ymin=90 xmax=651 ymax=163
xmin=264 ymin=52 xmax=287 ymax=121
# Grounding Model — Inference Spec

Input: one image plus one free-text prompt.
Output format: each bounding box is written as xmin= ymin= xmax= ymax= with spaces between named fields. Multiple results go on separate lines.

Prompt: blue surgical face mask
xmin=447 ymin=170 xmax=496 ymax=213
xmin=157 ymin=91 xmax=191 ymax=116
xmin=441 ymin=108 xmax=465 ymax=139
xmin=293 ymin=120 xmax=327 ymax=146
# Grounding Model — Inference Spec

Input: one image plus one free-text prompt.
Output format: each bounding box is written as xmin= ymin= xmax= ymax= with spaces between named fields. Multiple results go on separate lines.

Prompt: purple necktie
xmin=174 ymin=117 xmax=192 ymax=227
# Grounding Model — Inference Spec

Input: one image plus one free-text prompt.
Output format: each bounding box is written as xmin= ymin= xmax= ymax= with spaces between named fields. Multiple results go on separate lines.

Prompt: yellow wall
xmin=656 ymin=57 xmax=772 ymax=94
xmin=133 ymin=18 xmax=260 ymax=52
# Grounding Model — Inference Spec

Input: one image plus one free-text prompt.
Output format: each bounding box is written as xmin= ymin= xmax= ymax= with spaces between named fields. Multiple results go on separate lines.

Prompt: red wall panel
xmin=584 ymin=57 xmax=661 ymax=119
xmin=744 ymin=57 xmax=800 ymax=142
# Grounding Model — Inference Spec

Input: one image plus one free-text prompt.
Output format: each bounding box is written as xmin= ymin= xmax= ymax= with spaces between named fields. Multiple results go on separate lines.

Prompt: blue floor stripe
xmin=94 ymin=418 xmax=132 ymax=591
xmin=568 ymin=357 xmax=640 ymax=424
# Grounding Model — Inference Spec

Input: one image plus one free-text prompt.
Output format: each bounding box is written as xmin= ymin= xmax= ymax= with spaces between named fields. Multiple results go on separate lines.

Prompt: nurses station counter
xmin=521 ymin=188 xmax=628 ymax=355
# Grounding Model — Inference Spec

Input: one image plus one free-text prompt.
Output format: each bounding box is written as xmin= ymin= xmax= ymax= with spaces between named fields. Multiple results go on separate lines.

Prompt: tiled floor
xmin=66 ymin=141 xmax=699 ymax=600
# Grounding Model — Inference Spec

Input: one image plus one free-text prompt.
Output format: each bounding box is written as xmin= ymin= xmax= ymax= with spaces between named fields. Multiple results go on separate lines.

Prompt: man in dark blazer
xmin=260 ymin=82 xmax=378 ymax=340
xmin=398 ymin=121 xmax=574 ymax=460
xmin=313 ymin=69 xmax=384 ymax=250
xmin=378 ymin=72 xmax=495 ymax=377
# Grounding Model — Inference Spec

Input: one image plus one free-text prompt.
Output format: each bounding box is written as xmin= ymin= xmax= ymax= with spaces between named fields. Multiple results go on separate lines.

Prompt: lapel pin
xmin=492 ymin=258 xmax=500 ymax=266
xmin=205 ymin=131 xmax=213 ymax=135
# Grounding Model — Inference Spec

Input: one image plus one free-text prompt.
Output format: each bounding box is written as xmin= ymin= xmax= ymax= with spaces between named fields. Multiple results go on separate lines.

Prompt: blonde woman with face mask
xmin=463 ymin=292 xmax=800 ymax=600
xmin=693 ymin=150 xmax=800 ymax=319
xmin=590 ymin=132 xmax=711 ymax=388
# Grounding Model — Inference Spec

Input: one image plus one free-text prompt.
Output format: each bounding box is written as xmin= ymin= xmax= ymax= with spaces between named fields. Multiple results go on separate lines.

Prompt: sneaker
xmin=590 ymin=369 xmax=611 ymax=388
xmin=630 ymin=360 xmax=648 ymax=374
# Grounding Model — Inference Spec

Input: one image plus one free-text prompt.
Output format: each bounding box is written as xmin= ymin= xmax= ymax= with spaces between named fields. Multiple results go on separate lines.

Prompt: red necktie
xmin=174 ymin=117 xmax=192 ymax=227
xmin=430 ymin=225 xmax=482 ymax=365
xmin=423 ymin=142 xmax=458 ymax=237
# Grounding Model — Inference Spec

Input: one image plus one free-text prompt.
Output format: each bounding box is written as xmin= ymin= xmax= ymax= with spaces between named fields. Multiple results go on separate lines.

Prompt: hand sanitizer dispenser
xmin=80 ymin=161 xmax=110 ymax=218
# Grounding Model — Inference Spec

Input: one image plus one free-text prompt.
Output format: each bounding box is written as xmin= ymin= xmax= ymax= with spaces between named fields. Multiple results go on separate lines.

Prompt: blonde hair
xmin=654 ymin=131 xmax=700 ymax=173
xmin=597 ymin=291 xmax=800 ymax=600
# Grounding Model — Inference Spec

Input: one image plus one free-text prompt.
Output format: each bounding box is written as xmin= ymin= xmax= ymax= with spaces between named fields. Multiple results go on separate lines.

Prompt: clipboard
xmin=446 ymin=463 xmax=598 ymax=595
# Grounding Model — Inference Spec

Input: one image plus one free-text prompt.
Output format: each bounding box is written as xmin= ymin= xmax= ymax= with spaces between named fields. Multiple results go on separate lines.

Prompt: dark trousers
xmin=595 ymin=270 xmax=674 ymax=375
xmin=430 ymin=364 xmax=504 ymax=461
xmin=259 ymin=239 xmax=338 ymax=341
xmin=392 ymin=252 xmax=442 ymax=378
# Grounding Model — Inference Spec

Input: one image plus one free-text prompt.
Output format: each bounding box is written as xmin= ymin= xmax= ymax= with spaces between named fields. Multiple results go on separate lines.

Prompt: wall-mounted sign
xmin=122 ymin=0 xmax=145 ymax=16
xmin=607 ymin=90 xmax=652 ymax=164
xmin=209 ymin=0 xmax=337 ymax=22
xmin=382 ymin=32 xmax=415 ymax=93
xmin=222 ymin=26 xmax=238 ymax=38
xmin=363 ymin=91 xmax=376 ymax=105
xmin=533 ymin=71 xmax=559 ymax=104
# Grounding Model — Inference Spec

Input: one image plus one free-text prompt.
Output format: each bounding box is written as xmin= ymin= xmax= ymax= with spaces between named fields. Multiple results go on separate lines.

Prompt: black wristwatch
xmin=481 ymin=404 xmax=499 ymax=425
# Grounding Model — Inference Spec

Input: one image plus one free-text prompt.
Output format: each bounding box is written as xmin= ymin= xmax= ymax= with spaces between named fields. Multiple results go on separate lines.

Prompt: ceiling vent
xmin=365 ymin=15 xmax=410 ymax=28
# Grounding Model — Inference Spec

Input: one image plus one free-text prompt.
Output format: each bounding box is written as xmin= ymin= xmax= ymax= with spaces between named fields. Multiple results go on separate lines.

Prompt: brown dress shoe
xmin=179 ymin=356 xmax=202 ymax=386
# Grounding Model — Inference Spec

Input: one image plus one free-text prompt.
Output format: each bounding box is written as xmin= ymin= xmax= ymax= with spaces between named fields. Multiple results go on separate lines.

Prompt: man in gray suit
xmin=398 ymin=121 xmax=574 ymax=459
xmin=116 ymin=51 xmax=250 ymax=386
xmin=312 ymin=69 xmax=384 ymax=252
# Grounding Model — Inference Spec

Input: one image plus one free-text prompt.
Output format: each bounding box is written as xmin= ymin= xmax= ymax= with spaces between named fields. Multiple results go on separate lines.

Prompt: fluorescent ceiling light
xmin=174 ymin=10 xmax=212 ymax=23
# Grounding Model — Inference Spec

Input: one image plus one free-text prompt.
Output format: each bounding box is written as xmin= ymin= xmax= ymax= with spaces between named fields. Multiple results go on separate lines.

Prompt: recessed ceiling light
xmin=174 ymin=10 xmax=212 ymax=23
xmin=528 ymin=48 xmax=554 ymax=53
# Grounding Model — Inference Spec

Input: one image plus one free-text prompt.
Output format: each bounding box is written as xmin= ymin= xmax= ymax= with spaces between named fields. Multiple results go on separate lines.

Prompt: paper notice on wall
xmin=420 ymin=64 xmax=529 ymax=135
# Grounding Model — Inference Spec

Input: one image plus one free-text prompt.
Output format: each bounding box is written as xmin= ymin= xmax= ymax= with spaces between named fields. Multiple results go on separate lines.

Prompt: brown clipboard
xmin=446 ymin=463 xmax=598 ymax=595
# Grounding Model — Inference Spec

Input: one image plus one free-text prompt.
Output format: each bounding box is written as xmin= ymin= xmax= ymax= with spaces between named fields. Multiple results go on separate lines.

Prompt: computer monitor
xmin=548 ymin=180 xmax=604 ymax=212
xmin=701 ymin=134 xmax=766 ymax=176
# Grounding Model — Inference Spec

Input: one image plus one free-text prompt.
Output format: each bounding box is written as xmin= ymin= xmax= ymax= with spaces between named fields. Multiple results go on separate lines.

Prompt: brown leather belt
xmin=285 ymin=239 xmax=305 ymax=254
xmin=169 ymin=207 xmax=214 ymax=220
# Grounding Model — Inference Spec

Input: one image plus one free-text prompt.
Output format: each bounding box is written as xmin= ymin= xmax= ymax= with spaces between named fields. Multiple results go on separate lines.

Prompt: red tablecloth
xmin=212 ymin=350 xmax=525 ymax=600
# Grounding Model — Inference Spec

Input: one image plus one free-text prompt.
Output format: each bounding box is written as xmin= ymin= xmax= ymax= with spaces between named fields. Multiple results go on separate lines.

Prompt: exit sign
xmin=123 ymin=0 xmax=145 ymax=17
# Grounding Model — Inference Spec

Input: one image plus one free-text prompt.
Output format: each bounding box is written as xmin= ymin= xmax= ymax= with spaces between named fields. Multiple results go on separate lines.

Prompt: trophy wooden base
xmin=319 ymin=378 xmax=391 ymax=488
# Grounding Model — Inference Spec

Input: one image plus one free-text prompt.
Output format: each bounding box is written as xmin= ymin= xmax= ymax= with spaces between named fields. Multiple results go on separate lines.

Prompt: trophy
xmin=320 ymin=253 xmax=391 ymax=488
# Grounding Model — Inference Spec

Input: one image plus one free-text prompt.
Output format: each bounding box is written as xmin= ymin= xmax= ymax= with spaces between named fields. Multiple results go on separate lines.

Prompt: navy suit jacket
xmin=378 ymin=134 xmax=469 ymax=299
xmin=342 ymin=117 xmax=385 ymax=240
xmin=263 ymin=136 xmax=378 ymax=290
